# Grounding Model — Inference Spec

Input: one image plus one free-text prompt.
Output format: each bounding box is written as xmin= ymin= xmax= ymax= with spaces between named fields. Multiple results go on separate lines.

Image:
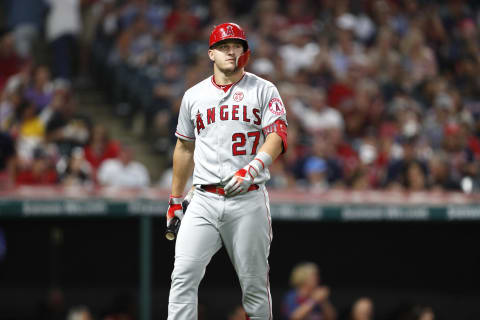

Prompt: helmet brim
xmin=209 ymin=38 xmax=249 ymax=51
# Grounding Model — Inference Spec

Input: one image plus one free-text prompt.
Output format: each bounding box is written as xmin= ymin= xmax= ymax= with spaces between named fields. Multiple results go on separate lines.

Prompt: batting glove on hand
xmin=166 ymin=195 xmax=184 ymax=227
xmin=166 ymin=189 xmax=195 ymax=226
xmin=222 ymin=152 xmax=273 ymax=197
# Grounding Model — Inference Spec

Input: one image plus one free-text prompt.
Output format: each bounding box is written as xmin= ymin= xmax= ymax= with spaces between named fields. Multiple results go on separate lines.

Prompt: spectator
xmin=329 ymin=13 xmax=367 ymax=80
xmin=164 ymin=0 xmax=200 ymax=44
xmin=395 ymin=304 xmax=435 ymax=320
xmin=39 ymin=78 xmax=72 ymax=125
xmin=16 ymin=100 xmax=45 ymax=163
xmin=97 ymin=144 xmax=149 ymax=187
xmin=281 ymin=262 xmax=336 ymax=320
xmin=284 ymin=0 xmax=315 ymax=28
xmin=279 ymin=26 xmax=320 ymax=77
xmin=368 ymin=27 xmax=401 ymax=100
xmin=442 ymin=121 xmax=478 ymax=188
xmin=67 ymin=306 xmax=93 ymax=320
xmin=83 ymin=123 xmax=121 ymax=174
xmin=0 ymin=31 xmax=24 ymax=91
xmin=290 ymin=87 xmax=344 ymax=136
xmin=0 ymin=83 xmax=24 ymax=133
xmin=304 ymin=135 xmax=344 ymax=190
xmin=59 ymin=147 xmax=93 ymax=187
xmin=5 ymin=0 xmax=48 ymax=58
xmin=45 ymin=94 xmax=91 ymax=157
xmin=385 ymin=136 xmax=426 ymax=190
xmin=428 ymin=152 xmax=457 ymax=191
xmin=45 ymin=0 xmax=82 ymax=80
xmin=414 ymin=306 xmax=435 ymax=320
xmin=342 ymin=297 xmax=374 ymax=320
xmin=16 ymin=147 xmax=57 ymax=185
xmin=24 ymin=64 xmax=53 ymax=112
xmin=404 ymin=160 xmax=428 ymax=191
xmin=303 ymin=156 xmax=328 ymax=192
xmin=400 ymin=27 xmax=438 ymax=91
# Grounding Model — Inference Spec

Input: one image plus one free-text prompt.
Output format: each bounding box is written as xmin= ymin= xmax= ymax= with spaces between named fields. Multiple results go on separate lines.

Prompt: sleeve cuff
xmin=175 ymin=131 xmax=195 ymax=141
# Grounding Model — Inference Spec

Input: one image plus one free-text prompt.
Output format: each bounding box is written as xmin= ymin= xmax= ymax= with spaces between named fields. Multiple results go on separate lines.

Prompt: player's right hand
xmin=166 ymin=195 xmax=184 ymax=227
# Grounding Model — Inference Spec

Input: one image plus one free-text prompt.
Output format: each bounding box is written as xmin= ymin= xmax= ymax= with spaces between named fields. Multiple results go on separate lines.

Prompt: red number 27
xmin=232 ymin=131 xmax=261 ymax=156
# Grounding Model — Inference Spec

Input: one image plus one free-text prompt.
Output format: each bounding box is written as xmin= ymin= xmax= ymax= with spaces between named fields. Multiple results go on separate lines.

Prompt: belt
xmin=201 ymin=184 xmax=259 ymax=195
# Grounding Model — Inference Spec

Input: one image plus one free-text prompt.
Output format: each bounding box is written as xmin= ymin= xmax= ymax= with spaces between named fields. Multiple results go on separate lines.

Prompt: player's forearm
xmin=171 ymin=139 xmax=195 ymax=196
xmin=257 ymin=132 xmax=283 ymax=161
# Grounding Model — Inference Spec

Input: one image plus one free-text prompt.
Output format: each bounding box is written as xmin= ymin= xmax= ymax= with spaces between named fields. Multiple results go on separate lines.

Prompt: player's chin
xmin=219 ymin=63 xmax=237 ymax=73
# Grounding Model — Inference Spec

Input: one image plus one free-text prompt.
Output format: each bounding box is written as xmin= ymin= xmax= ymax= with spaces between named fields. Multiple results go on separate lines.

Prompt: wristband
xmin=247 ymin=152 xmax=273 ymax=179
xmin=254 ymin=151 xmax=273 ymax=168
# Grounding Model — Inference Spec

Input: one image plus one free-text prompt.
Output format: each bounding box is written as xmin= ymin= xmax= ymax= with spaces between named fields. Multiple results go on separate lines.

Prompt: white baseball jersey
xmin=175 ymin=72 xmax=287 ymax=185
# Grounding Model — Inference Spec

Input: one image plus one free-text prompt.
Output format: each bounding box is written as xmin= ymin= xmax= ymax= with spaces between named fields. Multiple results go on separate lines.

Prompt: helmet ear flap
xmin=236 ymin=49 xmax=251 ymax=69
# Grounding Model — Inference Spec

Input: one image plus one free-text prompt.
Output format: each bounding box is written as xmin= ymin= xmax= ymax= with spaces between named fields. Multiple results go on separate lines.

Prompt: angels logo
xmin=196 ymin=110 xmax=205 ymax=134
xmin=268 ymin=98 xmax=285 ymax=115
xmin=226 ymin=25 xmax=234 ymax=36
xmin=233 ymin=91 xmax=244 ymax=102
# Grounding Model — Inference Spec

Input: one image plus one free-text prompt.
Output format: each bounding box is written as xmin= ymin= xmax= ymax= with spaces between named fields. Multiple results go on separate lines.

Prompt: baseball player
xmin=166 ymin=22 xmax=288 ymax=319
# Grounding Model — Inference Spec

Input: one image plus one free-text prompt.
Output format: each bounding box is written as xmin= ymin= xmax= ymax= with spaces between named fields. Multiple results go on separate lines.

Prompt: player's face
xmin=209 ymin=41 xmax=245 ymax=74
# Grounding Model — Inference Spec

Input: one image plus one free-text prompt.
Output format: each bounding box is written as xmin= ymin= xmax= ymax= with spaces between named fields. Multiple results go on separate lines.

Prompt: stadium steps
xmin=77 ymin=88 xmax=167 ymax=182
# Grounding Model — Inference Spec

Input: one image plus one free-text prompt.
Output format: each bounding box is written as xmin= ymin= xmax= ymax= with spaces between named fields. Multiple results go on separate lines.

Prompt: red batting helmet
xmin=209 ymin=23 xmax=251 ymax=68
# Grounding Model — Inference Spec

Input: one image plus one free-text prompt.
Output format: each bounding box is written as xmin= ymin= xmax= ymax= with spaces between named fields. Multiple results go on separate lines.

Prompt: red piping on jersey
xmin=175 ymin=131 xmax=195 ymax=140
xmin=261 ymin=187 xmax=273 ymax=320
xmin=211 ymin=73 xmax=245 ymax=92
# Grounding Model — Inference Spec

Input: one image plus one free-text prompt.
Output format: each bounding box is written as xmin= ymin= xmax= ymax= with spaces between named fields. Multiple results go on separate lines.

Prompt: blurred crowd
xmin=279 ymin=262 xmax=435 ymax=320
xmin=0 ymin=0 xmax=151 ymax=189
xmin=90 ymin=0 xmax=480 ymax=193
xmin=2 ymin=0 xmax=480 ymax=193
xmin=31 ymin=262 xmax=435 ymax=320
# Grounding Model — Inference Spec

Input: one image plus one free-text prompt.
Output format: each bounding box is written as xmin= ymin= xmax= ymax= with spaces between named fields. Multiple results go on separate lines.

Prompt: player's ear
xmin=208 ymin=49 xmax=215 ymax=62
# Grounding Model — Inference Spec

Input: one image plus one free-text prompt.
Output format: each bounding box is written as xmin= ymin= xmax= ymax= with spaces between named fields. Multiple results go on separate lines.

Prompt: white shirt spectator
xmin=279 ymin=43 xmax=320 ymax=76
xmin=291 ymin=99 xmax=343 ymax=133
xmin=290 ymin=87 xmax=344 ymax=134
xmin=98 ymin=158 xmax=150 ymax=188
xmin=45 ymin=0 xmax=81 ymax=41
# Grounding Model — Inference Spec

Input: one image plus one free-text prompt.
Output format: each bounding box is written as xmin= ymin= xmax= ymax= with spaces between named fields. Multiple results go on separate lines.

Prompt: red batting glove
xmin=166 ymin=195 xmax=184 ymax=226
xmin=222 ymin=167 xmax=255 ymax=197
xmin=222 ymin=152 xmax=273 ymax=197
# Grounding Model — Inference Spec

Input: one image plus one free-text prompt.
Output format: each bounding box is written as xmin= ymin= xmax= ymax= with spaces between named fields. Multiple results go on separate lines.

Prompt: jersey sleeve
xmin=175 ymin=94 xmax=195 ymax=141
xmin=261 ymin=85 xmax=287 ymax=128
xmin=261 ymin=85 xmax=288 ymax=152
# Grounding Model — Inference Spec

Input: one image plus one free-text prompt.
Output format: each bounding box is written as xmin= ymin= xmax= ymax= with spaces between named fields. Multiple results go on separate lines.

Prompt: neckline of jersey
xmin=211 ymin=72 xmax=245 ymax=93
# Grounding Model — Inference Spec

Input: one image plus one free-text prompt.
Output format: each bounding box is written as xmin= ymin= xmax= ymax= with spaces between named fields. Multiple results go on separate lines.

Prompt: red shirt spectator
xmin=16 ymin=169 xmax=57 ymax=185
xmin=83 ymin=124 xmax=121 ymax=173
xmin=84 ymin=142 xmax=121 ymax=170
xmin=165 ymin=1 xmax=199 ymax=43
xmin=16 ymin=149 xmax=57 ymax=185
xmin=0 ymin=32 xmax=23 ymax=91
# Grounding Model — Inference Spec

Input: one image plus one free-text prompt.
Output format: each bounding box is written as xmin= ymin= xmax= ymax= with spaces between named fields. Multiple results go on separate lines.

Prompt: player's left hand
xmin=222 ymin=167 xmax=255 ymax=197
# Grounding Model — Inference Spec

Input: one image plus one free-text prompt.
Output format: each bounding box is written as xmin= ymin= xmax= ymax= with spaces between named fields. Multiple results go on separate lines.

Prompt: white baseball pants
xmin=167 ymin=185 xmax=273 ymax=319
